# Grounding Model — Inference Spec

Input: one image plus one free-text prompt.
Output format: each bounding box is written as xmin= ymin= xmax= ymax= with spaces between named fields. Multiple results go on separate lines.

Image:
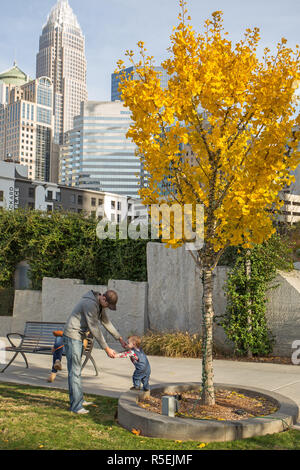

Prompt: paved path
xmin=1 ymin=337 xmax=300 ymax=411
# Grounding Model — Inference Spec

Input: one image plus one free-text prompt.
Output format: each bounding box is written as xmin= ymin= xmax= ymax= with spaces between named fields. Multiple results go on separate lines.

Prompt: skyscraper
xmin=0 ymin=74 xmax=54 ymax=181
xmin=36 ymin=0 xmax=87 ymax=144
xmin=59 ymin=101 xmax=146 ymax=198
xmin=111 ymin=66 xmax=169 ymax=102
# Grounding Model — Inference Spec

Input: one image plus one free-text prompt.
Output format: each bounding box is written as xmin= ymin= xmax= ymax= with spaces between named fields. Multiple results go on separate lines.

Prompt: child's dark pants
xmin=133 ymin=364 xmax=151 ymax=391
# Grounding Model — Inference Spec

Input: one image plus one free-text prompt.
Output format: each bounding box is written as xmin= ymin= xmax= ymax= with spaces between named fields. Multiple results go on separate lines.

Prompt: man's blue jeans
xmin=63 ymin=335 xmax=84 ymax=412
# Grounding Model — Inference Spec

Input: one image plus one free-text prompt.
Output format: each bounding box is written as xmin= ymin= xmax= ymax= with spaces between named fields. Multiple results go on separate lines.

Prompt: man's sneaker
xmin=54 ymin=360 xmax=62 ymax=371
xmin=47 ymin=372 xmax=56 ymax=383
xmin=73 ymin=408 xmax=89 ymax=415
xmin=82 ymin=401 xmax=93 ymax=406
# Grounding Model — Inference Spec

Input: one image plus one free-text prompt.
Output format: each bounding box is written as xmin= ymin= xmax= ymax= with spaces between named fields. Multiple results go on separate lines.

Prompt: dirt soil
xmin=213 ymin=354 xmax=293 ymax=365
xmin=138 ymin=389 xmax=279 ymax=421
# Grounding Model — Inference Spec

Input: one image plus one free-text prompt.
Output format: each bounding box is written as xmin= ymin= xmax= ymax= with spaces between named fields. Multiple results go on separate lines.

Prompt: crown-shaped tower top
xmin=45 ymin=0 xmax=81 ymax=30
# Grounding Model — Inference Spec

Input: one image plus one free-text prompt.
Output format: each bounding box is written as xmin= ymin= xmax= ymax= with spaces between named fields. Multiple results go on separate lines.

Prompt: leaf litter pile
xmin=138 ymin=389 xmax=279 ymax=421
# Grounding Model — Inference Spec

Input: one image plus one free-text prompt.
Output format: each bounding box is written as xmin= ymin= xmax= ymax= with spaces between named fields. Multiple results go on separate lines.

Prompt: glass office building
xmin=111 ymin=66 xmax=169 ymax=102
xmin=60 ymin=101 xmax=145 ymax=198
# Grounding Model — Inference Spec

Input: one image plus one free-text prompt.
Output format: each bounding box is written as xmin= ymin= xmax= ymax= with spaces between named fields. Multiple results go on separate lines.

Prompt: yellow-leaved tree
xmin=117 ymin=0 xmax=300 ymax=405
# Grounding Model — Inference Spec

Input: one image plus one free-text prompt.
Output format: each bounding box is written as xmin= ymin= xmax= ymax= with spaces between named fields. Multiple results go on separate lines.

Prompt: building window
xmin=117 ymin=214 xmax=121 ymax=223
xmin=117 ymin=201 xmax=121 ymax=211
xmin=70 ymin=194 xmax=76 ymax=204
xmin=47 ymin=191 xmax=53 ymax=200
xmin=47 ymin=205 xmax=53 ymax=212
xmin=111 ymin=201 xmax=115 ymax=209
xmin=28 ymin=187 xmax=35 ymax=198
xmin=91 ymin=197 xmax=96 ymax=207
xmin=78 ymin=195 xmax=83 ymax=205
xmin=0 ymin=191 xmax=3 ymax=202
xmin=28 ymin=202 xmax=35 ymax=210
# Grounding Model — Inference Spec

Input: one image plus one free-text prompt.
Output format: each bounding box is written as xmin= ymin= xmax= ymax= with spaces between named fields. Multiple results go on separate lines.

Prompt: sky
xmin=0 ymin=0 xmax=299 ymax=101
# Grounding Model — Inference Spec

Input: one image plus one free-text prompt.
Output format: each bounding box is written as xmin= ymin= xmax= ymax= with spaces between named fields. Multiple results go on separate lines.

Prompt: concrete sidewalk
xmin=1 ymin=337 xmax=300 ymax=410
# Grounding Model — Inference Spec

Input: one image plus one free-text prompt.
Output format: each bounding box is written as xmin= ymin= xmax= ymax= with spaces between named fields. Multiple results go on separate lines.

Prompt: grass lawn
xmin=0 ymin=382 xmax=299 ymax=450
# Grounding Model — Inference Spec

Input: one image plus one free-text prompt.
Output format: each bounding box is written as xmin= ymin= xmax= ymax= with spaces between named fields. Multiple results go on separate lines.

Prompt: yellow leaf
xmin=197 ymin=443 xmax=206 ymax=448
xmin=132 ymin=428 xmax=141 ymax=436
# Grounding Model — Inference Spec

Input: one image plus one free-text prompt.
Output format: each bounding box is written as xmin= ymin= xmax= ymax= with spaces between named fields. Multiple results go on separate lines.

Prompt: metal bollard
xmin=161 ymin=395 xmax=179 ymax=417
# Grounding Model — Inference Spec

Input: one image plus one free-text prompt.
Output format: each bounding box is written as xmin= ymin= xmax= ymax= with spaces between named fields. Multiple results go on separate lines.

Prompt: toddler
xmin=117 ymin=335 xmax=151 ymax=391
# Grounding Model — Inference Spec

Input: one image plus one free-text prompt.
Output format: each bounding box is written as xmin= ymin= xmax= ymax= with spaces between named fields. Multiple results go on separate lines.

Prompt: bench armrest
xmin=7 ymin=333 xmax=24 ymax=348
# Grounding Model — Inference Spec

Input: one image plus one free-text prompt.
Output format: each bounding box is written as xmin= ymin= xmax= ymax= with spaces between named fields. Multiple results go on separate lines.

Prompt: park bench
xmin=0 ymin=321 xmax=99 ymax=376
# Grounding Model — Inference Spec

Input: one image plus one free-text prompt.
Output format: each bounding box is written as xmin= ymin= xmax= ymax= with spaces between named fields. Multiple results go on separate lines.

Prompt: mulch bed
xmin=138 ymin=389 xmax=279 ymax=421
xmin=213 ymin=354 xmax=293 ymax=365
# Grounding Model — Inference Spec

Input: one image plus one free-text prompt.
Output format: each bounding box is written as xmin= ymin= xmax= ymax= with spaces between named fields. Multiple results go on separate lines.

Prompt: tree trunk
xmin=245 ymin=250 xmax=252 ymax=359
xmin=201 ymin=265 xmax=215 ymax=405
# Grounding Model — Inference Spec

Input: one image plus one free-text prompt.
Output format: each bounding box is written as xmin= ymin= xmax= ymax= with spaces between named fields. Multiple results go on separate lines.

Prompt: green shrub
xmin=0 ymin=209 xmax=159 ymax=289
xmin=218 ymin=234 xmax=293 ymax=356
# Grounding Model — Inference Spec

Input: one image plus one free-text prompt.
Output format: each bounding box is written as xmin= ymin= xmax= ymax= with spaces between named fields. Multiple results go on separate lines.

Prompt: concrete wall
xmin=147 ymin=243 xmax=232 ymax=352
xmin=107 ymin=279 xmax=148 ymax=346
xmin=42 ymin=278 xmax=107 ymax=323
xmin=0 ymin=317 xmax=13 ymax=338
xmin=266 ymin=270 xmax=300 ymax=356
xmin=11 ymin=290 xmax=42 ymax=335
xmin=41 ymin=277 xmax=148 ymax=348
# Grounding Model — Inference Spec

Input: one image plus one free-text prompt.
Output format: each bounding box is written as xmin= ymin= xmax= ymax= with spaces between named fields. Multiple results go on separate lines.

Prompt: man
xmin=63 ymin=289 xmax=126 ymax=414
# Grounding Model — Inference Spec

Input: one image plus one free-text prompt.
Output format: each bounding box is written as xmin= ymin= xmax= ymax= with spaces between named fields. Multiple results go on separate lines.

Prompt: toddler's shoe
xmin=47 ymin=372 xmax=56 ymax=383
xmin=130 ymin=386 xmax=140 ymax=391
xmin=54 ymin=360 xmax=62 ymax=371
xmin=82 ymin=401 xmax=93 ymax=406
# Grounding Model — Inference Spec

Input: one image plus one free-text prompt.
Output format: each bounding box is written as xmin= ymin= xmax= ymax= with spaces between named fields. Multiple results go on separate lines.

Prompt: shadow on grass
xmin=0 ymin=381 xmax=118 ymax=423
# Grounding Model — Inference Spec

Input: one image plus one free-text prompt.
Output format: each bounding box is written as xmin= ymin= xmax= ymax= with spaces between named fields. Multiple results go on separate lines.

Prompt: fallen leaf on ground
xmin=132 ymin=429 xmax=141 ymax=436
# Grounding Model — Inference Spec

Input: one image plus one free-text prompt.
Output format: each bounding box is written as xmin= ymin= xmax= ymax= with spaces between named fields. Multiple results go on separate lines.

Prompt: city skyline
xmin=0 ymin=0 xmax=299 ymax=102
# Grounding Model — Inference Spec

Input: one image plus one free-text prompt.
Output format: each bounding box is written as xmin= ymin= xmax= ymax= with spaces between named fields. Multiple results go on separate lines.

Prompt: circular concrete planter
xmin=118 ymin=382 xmax=299 ymax=442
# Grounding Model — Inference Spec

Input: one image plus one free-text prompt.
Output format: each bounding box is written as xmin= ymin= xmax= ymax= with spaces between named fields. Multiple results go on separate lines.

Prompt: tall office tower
xmin=0 ymin=74 xmax=54 ymax=181
xmin=36 ymin=0 xmax=87 ymax=144
xmin=59 ymin=101 xmax=146 ymax=198
xmin=111 ymin=66 xmax=169 ymax=102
